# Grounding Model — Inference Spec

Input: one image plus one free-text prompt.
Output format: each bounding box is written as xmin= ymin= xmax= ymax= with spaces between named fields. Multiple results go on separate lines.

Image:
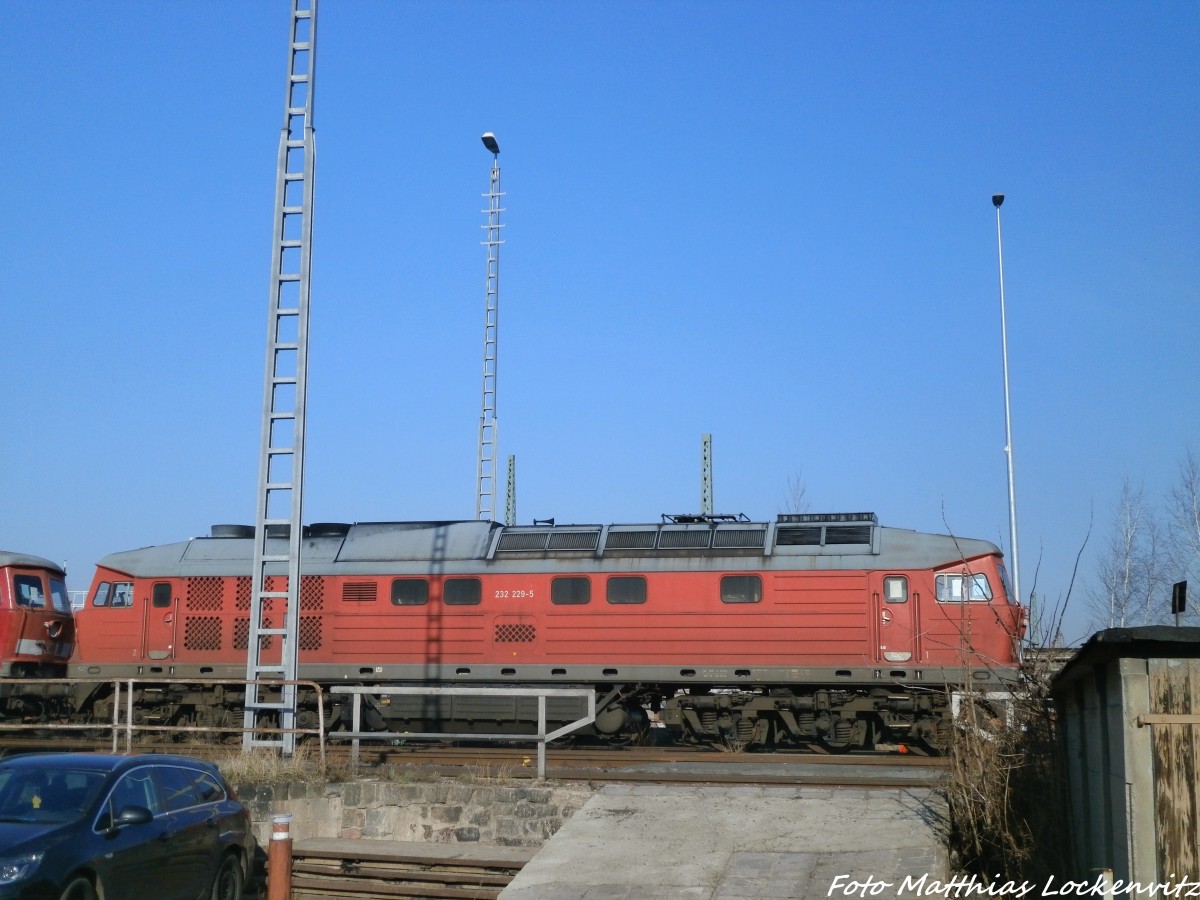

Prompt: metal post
xmin=268 ymin=813 xmax=294 ymax=900
xmin=537 ymin=695 xmax=547 ymax=780
xmin=351 ymin=692 xmax=362 ymax=773
xmin=993 ymin=195 xmax=1022 ymax=620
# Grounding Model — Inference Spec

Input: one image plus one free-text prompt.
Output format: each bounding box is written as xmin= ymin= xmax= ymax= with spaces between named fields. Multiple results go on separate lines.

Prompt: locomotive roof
xmin=95 ymin=516 xmax=1003 ymax=578
xmin=0 ymin=551 xmax=66 ymax=575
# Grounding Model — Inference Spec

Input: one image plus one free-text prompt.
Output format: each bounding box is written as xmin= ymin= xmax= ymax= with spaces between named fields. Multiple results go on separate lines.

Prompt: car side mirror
xmin=112 ymin=806 xmax=153 ymax=830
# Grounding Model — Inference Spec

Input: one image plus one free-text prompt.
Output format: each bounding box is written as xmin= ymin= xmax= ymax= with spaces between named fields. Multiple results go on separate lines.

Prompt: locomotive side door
xmin=144 ymin=582 xmax=177 ymax=660
xmin=875 ymin=574 xmax=917 ymax=663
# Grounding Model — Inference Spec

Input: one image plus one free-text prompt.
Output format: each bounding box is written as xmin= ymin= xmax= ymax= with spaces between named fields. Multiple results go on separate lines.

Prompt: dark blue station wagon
xmin=0 ymin=753 xmax=254 ymax=900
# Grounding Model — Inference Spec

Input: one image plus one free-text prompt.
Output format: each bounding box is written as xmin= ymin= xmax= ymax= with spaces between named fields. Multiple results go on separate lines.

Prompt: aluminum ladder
xmin=243 ymin=0 xmax=318 ymax=754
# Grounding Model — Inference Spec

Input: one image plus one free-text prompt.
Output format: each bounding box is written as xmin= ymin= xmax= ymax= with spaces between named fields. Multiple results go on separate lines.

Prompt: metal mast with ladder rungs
xmin=505 ymin=454 xmax=516 ymax=526
xmin=244 ymin=0 xmax=318 ymax=754
xmin=476 ymin=133 xmax=503 ymax=521
xmin=701 ymin=433 xmax=713 ymax=516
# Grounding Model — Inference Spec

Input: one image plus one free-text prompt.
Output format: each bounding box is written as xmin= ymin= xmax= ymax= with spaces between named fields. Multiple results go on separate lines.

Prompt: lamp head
xmin=481 ymin=132 xmax=500 ymax=155
xmin=992 ymin=194 xmax=1005 ymax=208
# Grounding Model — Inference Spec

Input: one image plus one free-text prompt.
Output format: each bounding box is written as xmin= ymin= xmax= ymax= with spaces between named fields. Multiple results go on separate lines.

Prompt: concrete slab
xmin=500 ymin=783 xmax=948 ymax=900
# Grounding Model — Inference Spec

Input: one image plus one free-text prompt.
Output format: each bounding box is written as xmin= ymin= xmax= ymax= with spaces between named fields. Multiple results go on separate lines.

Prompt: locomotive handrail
xmin=329 ymin=685 xmax=596 ymax=780
xmin=0 ymin=677 xmax=325 ymax=766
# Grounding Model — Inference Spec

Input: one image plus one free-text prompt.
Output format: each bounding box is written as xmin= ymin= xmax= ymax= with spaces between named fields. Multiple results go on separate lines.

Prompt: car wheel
xmin=210 ymin=853 xmax=243 ymax=900
xmin=58 ymin=876 xmax=97 ymax=900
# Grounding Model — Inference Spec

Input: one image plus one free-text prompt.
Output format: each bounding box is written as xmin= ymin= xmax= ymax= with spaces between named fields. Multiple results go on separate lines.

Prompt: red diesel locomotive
xmin=0 ymin=551 xmax=74 ymax=679
xmin=69 ymin=512 xmax=1025 ymax=751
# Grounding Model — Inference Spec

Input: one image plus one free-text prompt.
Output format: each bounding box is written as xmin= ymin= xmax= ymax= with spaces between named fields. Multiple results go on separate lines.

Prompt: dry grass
xmin=210 ymin=744 xmax=353 ymax=785
xmin=943 ymin=662 xmax=1070 ymax=881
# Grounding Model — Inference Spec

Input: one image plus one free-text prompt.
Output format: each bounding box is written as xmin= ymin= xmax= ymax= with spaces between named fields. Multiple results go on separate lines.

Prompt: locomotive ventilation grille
xmin=231 ymin=616 xmax=323 ymax=651
xmin=235 ymin=576 xmax=324 ymax=610
xmin=495 ymin=623 xmax=536 ymax=644
xmin=658 ymin=530 xmax=712 ymax=549
xmin=496 ymin=530 xmax=601 ymax=552
xmin=496 ymin=524 xmax=767 ymax=553
xmin=342 ymin=582 xmax=376 ymax=602
xmin=186 ymin=577 xmax=224 ymax=611
xmin=605 ymin=530 xmax=657 ymax=550
xmin=776 ymin=524 xmax=873 ymax=546
xmin=184 ymin=616 xmax=222 ymax=651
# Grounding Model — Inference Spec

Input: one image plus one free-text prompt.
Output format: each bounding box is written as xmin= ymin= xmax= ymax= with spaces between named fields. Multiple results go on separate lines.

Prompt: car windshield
xmin=0 ymin=767 xmax=108 ymax=823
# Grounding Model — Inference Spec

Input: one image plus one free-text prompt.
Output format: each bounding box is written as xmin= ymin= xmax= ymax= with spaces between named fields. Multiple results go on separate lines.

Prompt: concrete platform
xmin=500 ymin=781 xmax=949 ymax=900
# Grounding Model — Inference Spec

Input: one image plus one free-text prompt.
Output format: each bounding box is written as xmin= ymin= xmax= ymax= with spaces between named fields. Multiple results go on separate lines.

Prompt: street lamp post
xmin=993 ymin=194 xmax=1023 ymax=623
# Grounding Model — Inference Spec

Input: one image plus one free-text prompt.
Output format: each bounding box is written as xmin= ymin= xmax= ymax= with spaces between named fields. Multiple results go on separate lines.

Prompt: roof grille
xmin=547 ymin=530 xmax=600 ymax=551
xmin=496 ymin=532 xmax=550 ymax=552
xmin=713 ymin=528 xmax=767 ymax=549
xmin=659 ymin=529 xmax=712 ymax=549
xmin=776 ymin=526 xmax=822 ymax=546
xmin=605 ymin=530 xmax=657 ymax=550
xmin=825 ymin=525 xmax=873 ymax=545
xmin=778 ymin=512 xmax=878 ymax=525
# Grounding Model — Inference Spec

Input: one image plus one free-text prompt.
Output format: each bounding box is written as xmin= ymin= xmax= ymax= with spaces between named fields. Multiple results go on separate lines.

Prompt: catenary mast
xmin=244 ymin=0 xmax=318 ymax=754
xmin=476 ymin=133 xmax=504 ymax=521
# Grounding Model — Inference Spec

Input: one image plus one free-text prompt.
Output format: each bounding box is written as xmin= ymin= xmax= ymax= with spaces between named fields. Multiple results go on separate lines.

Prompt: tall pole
xmin=993 ymin=194 xmax=1022 ymax=619
xmin=476 ymin=133 xmax=503 ymax=521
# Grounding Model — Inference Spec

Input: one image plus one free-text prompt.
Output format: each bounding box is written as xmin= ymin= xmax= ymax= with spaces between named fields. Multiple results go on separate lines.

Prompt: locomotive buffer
xmin=244 ymin=0 xmax=318 ymax=754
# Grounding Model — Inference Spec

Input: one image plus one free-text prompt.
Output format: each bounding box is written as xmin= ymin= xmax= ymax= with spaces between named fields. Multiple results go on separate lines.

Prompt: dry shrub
xmin=944 ymin=662 xmax=1071 ymax=881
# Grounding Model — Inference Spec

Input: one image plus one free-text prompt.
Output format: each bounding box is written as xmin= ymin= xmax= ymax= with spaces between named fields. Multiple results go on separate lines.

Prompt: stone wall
xmin=235 ymin=779 xmax=596 ymax=849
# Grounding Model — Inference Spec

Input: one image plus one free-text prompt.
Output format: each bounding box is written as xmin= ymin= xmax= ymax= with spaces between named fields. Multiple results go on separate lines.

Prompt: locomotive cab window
xmin=444 ymin=577 xmax=482 ymax=606
xmin=936 ymin=573 xmax=993 ymax=602
xmin=606 ymin=576 xmax=646 ymax=605
xmin=391 ymin=578 xmax=429 ymax=606
xmin=720 ymin=575 xmax=761 ymax=604
xmin=13 ymin=576 xmax=45 ymax=608
xmin=93 ymin=582 xmax=134 ymax=607
xmin=551 ymin=577 xmax=591 ymax=605
xmin=883 ymin=576 xmax=909 ymax=603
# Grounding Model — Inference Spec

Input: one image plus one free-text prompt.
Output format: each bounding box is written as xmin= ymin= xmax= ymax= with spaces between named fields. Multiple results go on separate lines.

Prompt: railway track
xmin=0 ymin=734 xmax=946 ymax=788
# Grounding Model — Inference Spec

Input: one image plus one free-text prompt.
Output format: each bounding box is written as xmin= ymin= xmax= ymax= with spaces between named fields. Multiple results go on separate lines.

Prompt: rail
xmin=0 ymin=677 xmax=325 ymax=765
xmin=328 ymin=685 xmax=597 ymax=780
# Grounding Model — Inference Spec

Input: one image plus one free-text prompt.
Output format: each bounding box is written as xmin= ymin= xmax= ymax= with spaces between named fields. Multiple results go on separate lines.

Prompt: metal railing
xmin=0 ymin=677 xmax=325 ymax=765
xmin=329 ymin=685 xmax=596 ymax=779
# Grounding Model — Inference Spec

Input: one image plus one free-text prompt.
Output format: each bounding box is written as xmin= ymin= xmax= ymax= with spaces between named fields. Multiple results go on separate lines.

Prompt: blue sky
xmin=2 ymin=1 xmax=1197 ymax=643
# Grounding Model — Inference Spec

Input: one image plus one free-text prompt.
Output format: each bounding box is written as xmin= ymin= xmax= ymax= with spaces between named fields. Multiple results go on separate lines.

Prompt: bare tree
xmin=1088 ymin=480 xmax=1168 ymax=629
xmin=784 ymin=471 xmax=810 ymax=514
xmin=1165 ymin=448 xmax=1200 ymax=622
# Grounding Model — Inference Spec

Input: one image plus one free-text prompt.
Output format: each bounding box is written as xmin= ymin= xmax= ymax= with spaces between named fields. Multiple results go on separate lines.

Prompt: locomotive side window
xmin=13 ymin=576 xmax=45 ymax=608
xmin=606 ymin=576 xmax=647 ymax=605
xmin=720 ymin=575 xmax=761 ymax=604
xmin=391 ymin=578 xmax=429 ymax=606
xmin=936 ymin=573 xmax=993 ymax=602
xmin=444 ymin=577 xmax=482 ymax=606
xmin=551 ymin=577 xmax=590 ymax=605
xmin=151 ymin=583 xmax=172 ymax=608
xmin=49 ymin=578 xmax=70 ymax=613
xmin=883 ymin=576 xmax=909 ymax=603
xmin=92 ymin=582 xmax=112 ymax=607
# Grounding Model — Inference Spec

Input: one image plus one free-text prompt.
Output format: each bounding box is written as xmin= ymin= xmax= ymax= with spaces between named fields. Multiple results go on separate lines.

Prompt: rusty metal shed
xmin=1052 ymin=627 xmax=1200 ymax=883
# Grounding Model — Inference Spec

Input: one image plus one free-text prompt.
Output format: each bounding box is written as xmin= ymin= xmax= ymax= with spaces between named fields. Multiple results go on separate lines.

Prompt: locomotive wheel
xmin=818 ymin=717 xmax=868 ymax=754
